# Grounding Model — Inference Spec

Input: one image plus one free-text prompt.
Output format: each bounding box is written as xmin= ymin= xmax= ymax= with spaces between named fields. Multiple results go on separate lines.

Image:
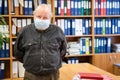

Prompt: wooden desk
xmin=59 ymin=63 xmax=119 ymax=80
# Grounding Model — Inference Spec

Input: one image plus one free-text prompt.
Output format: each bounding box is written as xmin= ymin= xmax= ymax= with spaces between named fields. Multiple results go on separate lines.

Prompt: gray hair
xmin=33 ymin=4 xmax=52 ymax=17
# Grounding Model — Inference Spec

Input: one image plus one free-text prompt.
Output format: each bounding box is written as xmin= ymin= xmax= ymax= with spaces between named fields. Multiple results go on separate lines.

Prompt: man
xmin=14 ymin=4 xmax=67 ymax=80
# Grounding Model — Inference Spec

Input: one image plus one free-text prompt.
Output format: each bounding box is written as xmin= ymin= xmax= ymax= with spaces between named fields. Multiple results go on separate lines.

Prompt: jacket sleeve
xmin=60 ymin=32 xmax=67 ymax=58
xmin=14 ymin=30 xmax=25 ymax=63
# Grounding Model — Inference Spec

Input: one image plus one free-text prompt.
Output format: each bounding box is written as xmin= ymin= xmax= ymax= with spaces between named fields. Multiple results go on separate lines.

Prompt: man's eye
xmin=37 ymin=16 xmax=41 ymax=18
xmin=43 ymin=17 xmax=48 ymax=19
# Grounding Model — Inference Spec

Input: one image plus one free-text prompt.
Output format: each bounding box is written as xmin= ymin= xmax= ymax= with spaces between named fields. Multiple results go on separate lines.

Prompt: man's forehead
xmin=36 ymin=9 xmax=50 ymax=14
xmin=35 ymin=12 xmax=49 ymax=17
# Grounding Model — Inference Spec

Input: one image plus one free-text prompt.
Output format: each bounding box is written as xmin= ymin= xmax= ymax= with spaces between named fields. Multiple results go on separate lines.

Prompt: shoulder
xmin=22 ymin=23 xmax=34 ymax=30
xmin=18 ymin=23 xmax=34 ymax=35
xmin=50 ymin=24 xmax=63 ymax=33
xmin=50 ymin=24 xmax=65 ymax=38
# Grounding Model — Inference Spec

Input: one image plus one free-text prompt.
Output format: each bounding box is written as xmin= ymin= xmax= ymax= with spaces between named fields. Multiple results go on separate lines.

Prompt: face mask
xmin=34 ymin=18 xmax=50 ymax=30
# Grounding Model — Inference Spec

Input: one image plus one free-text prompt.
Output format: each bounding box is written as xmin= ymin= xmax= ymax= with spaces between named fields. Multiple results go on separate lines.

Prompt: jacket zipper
xmin=40 ymin=33 xmax=43 ymax=70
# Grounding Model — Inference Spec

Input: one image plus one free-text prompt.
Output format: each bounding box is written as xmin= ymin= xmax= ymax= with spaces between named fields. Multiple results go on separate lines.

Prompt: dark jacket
xmin=14 ymin=23 xmax=67 ymax=75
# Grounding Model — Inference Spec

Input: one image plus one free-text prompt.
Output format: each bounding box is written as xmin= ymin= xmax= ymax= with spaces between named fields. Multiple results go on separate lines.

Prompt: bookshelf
xmin=0 ymin=0 xmax=120 ymax=80
xmin=51 ymin=0 xmax=120 ymax=76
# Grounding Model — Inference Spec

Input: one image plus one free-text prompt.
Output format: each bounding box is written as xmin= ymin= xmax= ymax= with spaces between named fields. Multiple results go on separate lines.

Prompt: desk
xmin=59 ymin=63 xmax=119 ymax=80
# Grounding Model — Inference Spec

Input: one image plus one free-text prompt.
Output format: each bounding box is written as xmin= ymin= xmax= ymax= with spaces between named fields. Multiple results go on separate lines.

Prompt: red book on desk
xmin=79 ymin=72 xmax=103 ymax=80
xmin=79 ymin=72 xmax=112 ymax=80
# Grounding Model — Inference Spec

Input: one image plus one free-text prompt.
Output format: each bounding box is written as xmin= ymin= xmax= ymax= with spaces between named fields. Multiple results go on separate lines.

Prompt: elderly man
xmin=14 ymin=4 xmax=67 ymax=80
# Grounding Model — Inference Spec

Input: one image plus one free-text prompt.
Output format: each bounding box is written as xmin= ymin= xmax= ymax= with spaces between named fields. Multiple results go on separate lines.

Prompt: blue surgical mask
xmin=34 ymin=18 xmax=50 ymax=30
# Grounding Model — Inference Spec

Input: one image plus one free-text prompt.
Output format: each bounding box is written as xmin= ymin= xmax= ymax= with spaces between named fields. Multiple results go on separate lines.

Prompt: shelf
xmin=94 ymin=15 xmax=120 ymax=18
xmin=12 ymin=78 xmax=23 ymax=80
xmin=65 ymin=54 xmax=93 ymax=58
xmin=12 ymin=35 xmax=93 ymax=38
xmin=1 ymin=15 xmax=9 ymax=17
xmin=94 ymin=34 xmax=120 ymax=37
xmin=12 ymin=36 xmax=17 ymax=39
xmin=93 ymin=52 xmax=120 ymax=55
xmin=0 ymin=58 xmax=10 ymax=60
xmin=4 ymin=78 xmax=11 ymax=80
xmin=11 ymin=15 xmax=33 ymax=18
xmin=66 ymin=35 xmax=92 ymax=38
xmin=55 ymin=15 xmax=92 ymax=18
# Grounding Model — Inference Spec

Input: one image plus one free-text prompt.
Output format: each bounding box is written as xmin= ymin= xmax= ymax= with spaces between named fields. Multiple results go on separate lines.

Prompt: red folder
xmin=79 ymin=72 xmax=103 ymax=80
xmin=78 ymin=72 xmax=112 ymax=80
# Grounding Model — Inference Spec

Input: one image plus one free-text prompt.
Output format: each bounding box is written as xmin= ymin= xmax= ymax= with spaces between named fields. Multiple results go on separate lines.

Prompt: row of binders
xmin=54 ymin=0 xmax=91 ymax=15
xmin=95 ymin=0 xmax=120 ymax=15
xmin=0 ymin=0 xmax=8 ymax=14
xmin=0 ymin=25 xmax=9 ymax=58
xmin=12 ymin=18 xmax=32 ymax=36
xmin=1 ymin=0 xmax=120 ymax=15
xmin=12 ymin=61 xmax=25 ymax=78
xmin=67 ymin=58 xmax=79 ymax=64
xmin=67 ymin=37 xmax=112 ymax=55
xmin=11 ymin=0 xmax=47 ymax=15
xmin=0 ymin=42 xmax=10 ymax=58
xmin=67 ymin=38 xmax=92 ymax=55
xmin=94 ymin=37 xmax=111 ymax=53
xmin=94 ymin=18 xmax=120 ymax=34
xmin=56 ymin=19 xmax=91 ymax=35
xmin=54 ymin=0 xmax=120 ymax=15
xmin=0 ymin=25 xmax=9 ymax=37
xmin=0 ymin=61 xmax=5 ymax=79
xmin=11 ymin=18 xmax=120 ymax=36
xmin=0 ymin=0 xmax=47 ymax=15
xmin=56 ymin=18 xmax=120 ymax=36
